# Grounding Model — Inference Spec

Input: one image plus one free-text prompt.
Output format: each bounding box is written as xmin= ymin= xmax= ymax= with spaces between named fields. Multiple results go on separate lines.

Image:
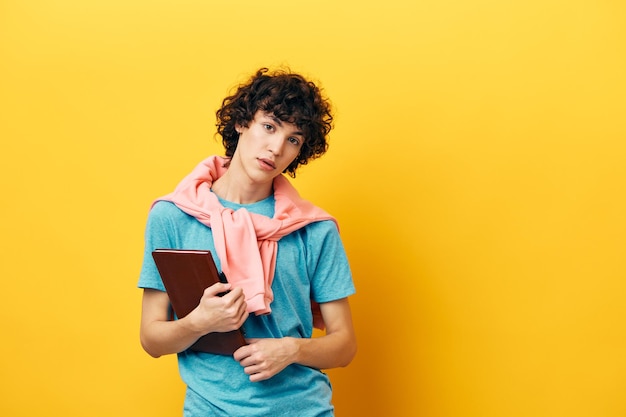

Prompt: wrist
xmin=180 ymin=310 xmax=208 ymax=337
xmin=286 ymin=337 xmax=304 ymax=364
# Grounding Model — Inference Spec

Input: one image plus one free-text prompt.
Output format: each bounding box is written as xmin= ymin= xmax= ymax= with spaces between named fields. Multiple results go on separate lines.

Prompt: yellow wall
xmin=1 ymin=1 xmax=625 ymax=416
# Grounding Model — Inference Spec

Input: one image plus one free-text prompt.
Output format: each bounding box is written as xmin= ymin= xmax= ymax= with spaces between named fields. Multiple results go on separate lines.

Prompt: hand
xmin=233 ymin=338 xmax=299 ymax=382
xmin=187 ymin=283 xmax=248 ymax=335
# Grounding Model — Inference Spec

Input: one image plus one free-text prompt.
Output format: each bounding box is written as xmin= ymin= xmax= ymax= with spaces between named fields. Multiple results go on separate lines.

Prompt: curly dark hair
xmin=216 ymin=68 xmax=334 ymax=177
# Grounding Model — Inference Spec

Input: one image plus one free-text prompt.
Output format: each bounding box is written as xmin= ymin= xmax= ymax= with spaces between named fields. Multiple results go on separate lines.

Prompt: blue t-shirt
xmin=138 ymin=197 xmax=355 ymax=417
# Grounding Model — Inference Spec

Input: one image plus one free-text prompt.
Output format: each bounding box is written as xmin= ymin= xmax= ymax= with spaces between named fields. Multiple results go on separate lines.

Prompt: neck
xmin=211 ymin=170 xmax=273 ymax=204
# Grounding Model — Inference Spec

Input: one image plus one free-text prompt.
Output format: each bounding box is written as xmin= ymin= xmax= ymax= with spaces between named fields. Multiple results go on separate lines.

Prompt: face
xmin=231 ymin=111 xmax=304 ymax=184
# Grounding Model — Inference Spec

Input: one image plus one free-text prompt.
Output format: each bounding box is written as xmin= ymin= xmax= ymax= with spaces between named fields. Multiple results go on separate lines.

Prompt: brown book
xmin=151 ymin=248 xmax=246 ymax=355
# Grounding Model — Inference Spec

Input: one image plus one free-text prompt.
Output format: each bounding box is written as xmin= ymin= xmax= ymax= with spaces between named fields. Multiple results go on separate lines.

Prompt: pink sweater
xmin=154 ymin=155 xmax=336 ymax=328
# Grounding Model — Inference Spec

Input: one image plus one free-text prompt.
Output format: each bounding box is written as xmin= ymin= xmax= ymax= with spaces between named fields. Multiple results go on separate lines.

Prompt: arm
xmin=233 ymin=297 xmax=357 ymax=382
xmin=140 ymin=283 xmax=249 ymax=358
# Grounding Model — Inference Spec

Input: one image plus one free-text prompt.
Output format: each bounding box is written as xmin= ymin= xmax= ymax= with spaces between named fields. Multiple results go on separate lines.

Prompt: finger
xmin=222 ymin=293 xmax=245 ymax=316
xmin=203 ymin=282 xmax=231 ymax=297
xmin=243 ymin=364 xmax=262 ymax=376
xmin=236 ymin=297 xmax=248 ymax=314
xmin=238 ymin=356 xmax=258 ymax=368
xmin=233 ymin=344 xmax=251 ymax=361
xmin=249 ymin=371 xmax=269 ymax=382
xmin=221 ymin=286 xmax=244 ymax=303
xmin=235 ymin=308 xmax=249 ymax=327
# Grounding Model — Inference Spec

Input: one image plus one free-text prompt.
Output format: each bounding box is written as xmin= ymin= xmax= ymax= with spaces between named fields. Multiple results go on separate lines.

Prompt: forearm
xmin=290 ymin=329 xmax=357 ymax=370
xmin=140 ymin=286 xmax=248 ymax=358
xmin=233 ymin=298 xmax=356 ymax=382
xmin=292 ymin=298 xmax=356 ymax=369
xmin=140 ymin=315 xmax=204 ymax=358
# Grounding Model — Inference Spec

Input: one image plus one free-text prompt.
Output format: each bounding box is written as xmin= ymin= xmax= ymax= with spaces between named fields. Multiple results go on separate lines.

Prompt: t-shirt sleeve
xmin=305 ymin=220 xmax=356 ymax=303
xmin=137 ymin=201 xmax=179 ymax=291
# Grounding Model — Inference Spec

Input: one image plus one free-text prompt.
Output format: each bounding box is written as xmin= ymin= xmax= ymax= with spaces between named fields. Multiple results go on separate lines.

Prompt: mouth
xmin=258 ymin=158 xmax=276 ymax=170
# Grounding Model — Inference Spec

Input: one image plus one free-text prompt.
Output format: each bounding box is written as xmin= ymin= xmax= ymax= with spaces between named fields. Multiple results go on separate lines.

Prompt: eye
xmin=288 ymin=137 xmax=302 ymax=146
xmin=263 ymin=123 xmax=275 ymax=132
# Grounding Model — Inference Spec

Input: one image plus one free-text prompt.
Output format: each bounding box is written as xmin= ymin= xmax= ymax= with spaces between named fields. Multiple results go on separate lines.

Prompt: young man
xmin=138 ymin=68 xmax=357 ymax=416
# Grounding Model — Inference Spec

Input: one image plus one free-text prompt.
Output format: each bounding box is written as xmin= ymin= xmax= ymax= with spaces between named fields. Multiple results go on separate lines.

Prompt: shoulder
xmin=150 ymin=200 xmax=183 ymax=216
xmin=145 ymin=201 xmax=200 ymax=237
xmin=149 ymin=200 xmax=194 ymax=223
xmin=293 ymin=219 xmax=345 ymax=257
xmin=299 ymin=219 xmax=340 ymax=239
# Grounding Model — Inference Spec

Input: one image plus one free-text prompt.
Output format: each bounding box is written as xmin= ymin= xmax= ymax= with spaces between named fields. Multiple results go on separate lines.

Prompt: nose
xmin=267 ymin=135 xmax=285 ymax=156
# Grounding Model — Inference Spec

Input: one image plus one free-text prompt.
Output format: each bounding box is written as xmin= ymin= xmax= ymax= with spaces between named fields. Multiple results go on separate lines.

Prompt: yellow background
xmin=1 ymin=1 xmax=625 ymax=416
